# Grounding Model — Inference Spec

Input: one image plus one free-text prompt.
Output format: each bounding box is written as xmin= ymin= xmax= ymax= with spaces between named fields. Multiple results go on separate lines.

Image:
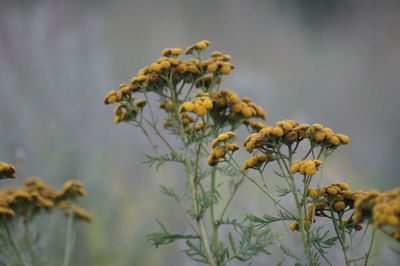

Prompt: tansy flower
xmin=0 ymin=162 xmax=16 ymax=179
xmin=290 ymin=160 xmax=322 ymax=176
xmin=242 ymin=154 xmax=275 ymax=170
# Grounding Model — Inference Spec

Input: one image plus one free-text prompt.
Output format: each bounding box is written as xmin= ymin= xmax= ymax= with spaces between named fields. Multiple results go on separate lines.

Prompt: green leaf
xmin=276 ymin=184 xmax=292 ymax=197
xmin=143 ymin=153 xmax=184 ymax=170
xmin=147 ymin=219 xmax=199 ymax=248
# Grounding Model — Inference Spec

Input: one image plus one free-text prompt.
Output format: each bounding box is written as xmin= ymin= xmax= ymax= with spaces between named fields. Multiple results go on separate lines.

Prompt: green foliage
xmin=148 ymin=219 xmax=199 ymax=248
xmin=143 ymin=153 xmax=184 ymax=171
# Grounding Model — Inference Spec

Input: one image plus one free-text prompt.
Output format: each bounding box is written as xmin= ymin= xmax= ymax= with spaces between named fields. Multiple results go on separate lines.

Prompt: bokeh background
xmin=1 ymin=0 xmax=400 ymax=265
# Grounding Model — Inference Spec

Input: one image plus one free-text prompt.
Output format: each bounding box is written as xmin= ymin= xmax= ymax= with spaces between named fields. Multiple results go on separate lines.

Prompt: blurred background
xmin=1 ymin=0 xmax=399 ymax=265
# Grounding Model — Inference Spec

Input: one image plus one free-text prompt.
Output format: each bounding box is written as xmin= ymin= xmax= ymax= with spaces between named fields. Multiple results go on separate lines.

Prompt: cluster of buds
xmin=107 ymin=40 xmax=232 ymax=97
xmin=306 ymin=183 xmax=364 ymax=230
xmin=179 ymin=95 xmax=213 ymax=117
xmin=242 ymin=153 xmax=275 ymax=171
xmin=290 ymin=160 xmax=322 ymax=176
xmin=308 ymin=123 xmax=350 ymax=147
xmin=197 ymin=50 xmax=234 ymax=75
xmin=58 ymin=201 xmax=93 ymax=222
xmin=286 ymin=183 xmax=365 ymax=233
xmin=210 ymin=90 xmax=267 ymax=123
xmin=242 ymin=119 xmax=268 ymax=132
xmin=308 ymin=182 xmax=356 ymax=212
xmin=0 ymin=178 xmax=91 ymax=222
xmin=353 ymin=189 xmax=400 ymax=241
xmin=207 ymin=132 xmax=238 ymax=166
xmin=0 ymin=161 xmax=16 ymax=179
xmin=184 ymin=40 xmax=211 ymax=55
xmin=243 ymin=120 xmax=351 ymax=153
xmin=243 ymin=120 xmax=300 ymax=152
xmin=104 ymin=87 xmax=147 ymax=124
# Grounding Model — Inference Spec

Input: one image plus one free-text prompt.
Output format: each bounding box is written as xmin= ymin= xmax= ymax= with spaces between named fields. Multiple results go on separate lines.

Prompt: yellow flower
xmin=136 ymin=99 xmax=147 ymax=108
xmin=289 ymin=221 xmax=299 ymax=231
xmin=314 ymin=132 xmax=325 ymax=142
xmin=207 ymin=63 xmax=218 ymax=73
xmin=171 ymin=48 xmax=182 ymax=56
xmin=272 ymin=127 xmax=284 ymax=137
xmin=336 ymin=134 xmax=350 ymax=144
xmin=313 ymin=123 xmax=324 ymax=131
xmin=104 ymin=90 xmax=118 ymax=105
xmin=334 ymin=201 xmax=346 ymax=212
xmin=179 ymin=102 xmax=196 ymax=113
xmin=220 ymin=66 xmax=231 ymax=75
xmin=290 ymin=160 xmax=321 ymax=176
xmin=308 ymin=188 xmax=319 ymax=199
xmin=0 ymin=162 xmax=16 ymax=179
xmin=0 ymin=206 xmax=15 ymax=217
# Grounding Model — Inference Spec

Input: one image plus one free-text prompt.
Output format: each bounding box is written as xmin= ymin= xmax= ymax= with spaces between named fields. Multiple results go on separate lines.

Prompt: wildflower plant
xmin=0 ymin=162 xmax=91 ymax=266
xmin=104 ymin=41 xmax=399 ymax=265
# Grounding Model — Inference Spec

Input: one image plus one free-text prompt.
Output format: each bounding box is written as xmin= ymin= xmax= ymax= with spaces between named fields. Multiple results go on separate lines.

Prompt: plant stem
xmin=3 ymin=220 xmax=27 ymax=266
xmin=24 ymin=217 xmax=36 ymax=266
xmin=169 ymin=75 xmax=216 ymax=266
xmin=364 ymin=228 xmax=375 ymax=266
xmin=329 ymin=206 xmax=349 ymax=266
xmin=219 ymin=177 xmax=245 ymax=221
xmin=210 ymin=167 xmax=219 ymax=247
xmin=274 ymin=146 xmax=313 ymax=263
xmin=62 ymin=212 xmax=75 ymax=266
xmin=229 ymin=157 xmax=295 ymax=217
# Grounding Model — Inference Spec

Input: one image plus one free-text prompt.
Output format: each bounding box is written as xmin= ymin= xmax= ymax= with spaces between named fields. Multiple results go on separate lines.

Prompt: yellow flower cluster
xmin=179 ymin=95 xmax=213 ymax=117
xmin=196 ymin=50 xmax=234 ymax=75
xmin=353 ymin=189 xmax=400 ymax=241
xmin=208 ymin=132 xmax=238 ymax=166
xmin=57 ymin=180 xmax=86 ymax=201
xmin=58 ymin=201 xmax=93 ymax=222
xmin=104 ymin=83 xmax=135 ymax=105
xmin=0 ymin=161 xmax=16 ymax=179
xmin=207 ymin=144 xmax=239 ymax=166
xmin=290 ymin=160 xmax=322 ymax=176
xmin=161 ymin=47 xmax=183 ymax=57
xmin=243 ymin=120 xmax=300 ymax=152
xmin=0 ymin=178 xmax=57 ymax=214
xmin=210 ymin=131 xmax=236 ymax=147
xmin=308 ymin=123 xmax=350 ymax=146
xmin=308 ymin=182 xmax=357 ymax=212
xmin=288 ymin=183 xmax=364 ymax=232
xmin=210 ymin=90 xmax=267 ymax=121
xmin=109 ymin=40 xmax=232 ymax=96
xmin=242 ymin=154 xmax=275 ymax=170
xmin=113 ymin=100 xmax=147 ymax=124
xmin=0 ymin=178 xmax=91 ymax=222
xmin=242 ymin=119 xmax=268 ymax=132
xmin=243 ymin=120 xmax=350 ymax=152
xmin=184 ymin=40 xmax=211 ymax=55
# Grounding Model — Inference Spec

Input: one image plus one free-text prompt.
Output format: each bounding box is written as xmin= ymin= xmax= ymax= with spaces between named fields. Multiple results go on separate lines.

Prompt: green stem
xmin=219 ymin=177 xmax=245 ymax=221
xmin=364 ymin=228 xmax=375 ymax=266
xmin=62 ymin=211 xmax=75 ymax=266
xmin=329 ymin=206 xmax=349 ymax=266
xmin=229 ymin=157 xmax=295 ymax=218
xmin=3 ymin=220 xmax=27 ymax=266
xmin=275 ymin=146 xmax=313 ymax=263
xmin=169 ymin=72 xmax=216 ymax=266
xmin=24 ymin=218 xmax=36 ymax=266
xmin=210 ymin=167 xmax=219 ymax=247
